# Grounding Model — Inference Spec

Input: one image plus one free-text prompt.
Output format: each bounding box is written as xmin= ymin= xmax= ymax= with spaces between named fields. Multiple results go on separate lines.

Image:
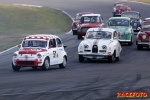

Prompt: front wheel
xmin=137 ymin=45 xmax=143 ymax=50
xmin=72 ymin=30 xmax=77 ymax=35
xmin=12 ymin=63 xmax=21 ymax=71
xmin=108 ymin=53 xmax=116 ymax=63
xmin=42 ymin=57 xmax=50 ymax=71
xmin=78 ymin=35 xmax=82 ymax=40
xmin=59 ymin=56 xmax=67 ymax=68
xmin=79 ymin=55 xmax=84 ymax=62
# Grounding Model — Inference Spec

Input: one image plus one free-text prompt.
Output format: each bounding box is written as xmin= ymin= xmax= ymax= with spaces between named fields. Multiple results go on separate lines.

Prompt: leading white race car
xmin=78 ymin=27 xmax=122 ymax=63
xmin=12 ymin=34 xmax=67 ymax=71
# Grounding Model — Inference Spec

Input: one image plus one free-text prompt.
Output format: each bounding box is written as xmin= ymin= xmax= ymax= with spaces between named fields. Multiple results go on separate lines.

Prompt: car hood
xmin=82 ymin=39 xmax=113 ymax=49
xmin=18 ymin=48 xmax=47 ymax=54
xmin=80 ymin=23 xmax=100 ymax=28
xmin=108 ymin=26 xmax=130 ymax=34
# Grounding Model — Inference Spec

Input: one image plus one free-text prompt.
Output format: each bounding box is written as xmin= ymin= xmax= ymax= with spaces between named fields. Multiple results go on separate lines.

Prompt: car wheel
xmin=137 ymin=45 xmax=143 ymax=50
xmin=78 ymin=34 xmax=81 ymax=40
xmin=12 ymin=63 xmax=20 ymax=71
xmin=72 ymin=30 xmax=77 ymax=35
xmin=116 ymin=55 xmax=120 ymax=61
xmin=59 ymin=56 xmax=67 ymax=68
xmin=113 ymin=13 xmax=115 ymax=17
xmin=128 ymin=37 xmax=133 ymax=46
xmin=108 ymin=53 xmax=116 ymax=63
xmin=79 ymin=55 xmax=84 ymax=62
xmin=42 ymin=57 xmax=50 ymax=71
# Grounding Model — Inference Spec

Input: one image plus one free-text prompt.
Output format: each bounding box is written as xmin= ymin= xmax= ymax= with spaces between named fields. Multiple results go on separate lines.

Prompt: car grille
xmin=81 ymin=28 xmax=89 ymax=33
xmin=18 ymin=61 xmax=34 ymax=66
xmin=99 ymin=50 xmax=106 ymax=52
xmin=84 ymin=50 xmax=91 ymax=52
xmin=92 ymin=45 xmax=98 ymax=53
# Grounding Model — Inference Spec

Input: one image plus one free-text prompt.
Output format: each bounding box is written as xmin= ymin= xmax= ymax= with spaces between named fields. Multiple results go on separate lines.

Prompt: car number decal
xmin=53 ymin=51 xmax=56 ymax=58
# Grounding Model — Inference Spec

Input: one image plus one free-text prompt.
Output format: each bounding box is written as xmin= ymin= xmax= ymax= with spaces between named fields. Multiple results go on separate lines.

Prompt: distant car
xmin=144 ymin=18 xmax=150 ymax=21
xmin=136 ymin=20 xmax=150 ymax=50
xmin=78 ymin=27 xmax=122 ymax=63
xmin=76 ymin=14 xmax=104 ymax=39
xmin=106 ymin=17 xmax=134 ymax=46
xmin=113 ymin=2 xmax=131 ymax=17
xmin=72 ymin=12 xmax=93 ymax=35
xmin=12 ymin=34 xmax=67 ymax=71
xmin=121 ymin=11 xmax=142 ymax=32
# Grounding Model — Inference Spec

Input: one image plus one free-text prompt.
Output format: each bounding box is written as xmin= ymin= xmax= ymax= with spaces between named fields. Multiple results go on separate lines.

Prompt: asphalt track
xmin=0 ymin=0 xmax=150 ymax=100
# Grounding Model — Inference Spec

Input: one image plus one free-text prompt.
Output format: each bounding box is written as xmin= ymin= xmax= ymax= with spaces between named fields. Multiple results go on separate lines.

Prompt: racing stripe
xmin=94 ymin=39 xmax=98 ymax=45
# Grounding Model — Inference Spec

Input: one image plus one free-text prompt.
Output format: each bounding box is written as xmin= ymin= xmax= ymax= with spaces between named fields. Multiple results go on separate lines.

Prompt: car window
xmin=49 ymin=39 xmax=56 ymax=48
xmin=121 ymin=13 xmax=139 ymax=19
xmin=109 ymin=19 xmax=129 ymax=26
xmin=22 ymin=40 xmax=47 ymax=48
xmin=56 ymin=38 xmax=62 ymax=47
xmin=81 ymin=16 xmax=100 ymax=23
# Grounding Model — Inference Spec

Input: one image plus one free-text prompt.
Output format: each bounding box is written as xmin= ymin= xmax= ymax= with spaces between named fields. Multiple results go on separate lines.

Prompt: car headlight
xmin=125 ymin=31 xmax=130 ymax=35
xmin=84 ymin=44 xmax=89 ymax=49
xmin=37 ymin=54 xmax=42 ymax=58
xmin=13 ymin=53 xmax=17 ymax=58
xmin=102 ymin=45 xmax=107 ymax=49
xmin=134 ymin=23 xmax=137 ymax=26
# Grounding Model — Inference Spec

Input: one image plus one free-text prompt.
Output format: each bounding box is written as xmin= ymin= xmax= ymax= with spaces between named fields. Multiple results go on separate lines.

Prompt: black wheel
xmin=137 ymin=45 xmax=143 ymax=50
xmin=128 ymin=37 xmax=133 ymax=46
xmin=116 ymin=55 xmax=120 ymax=61
xmin=12 ymin=63 xmax=20 ymax=71
xmin=32 ymin=67 xmax=37 ymax=70
xmin=59 ymin=56 xmax=67 ymax=68
xmin=108 ymin=53 xmax=116 ymax=63
xmin=78 ymin=34 xmax=81 ymax=40
xmin=79 ymin=55 xmax=84 ymax=62
xmin=72 ymin=30 xmax=77 ymax=35
xmin=113 ymin=13 xmax=115 ymax=17
xmin=42 ymin=57 xmax=50 ymax=71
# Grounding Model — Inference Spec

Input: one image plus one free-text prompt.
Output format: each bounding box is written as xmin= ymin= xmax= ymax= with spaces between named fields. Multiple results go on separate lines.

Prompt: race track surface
xmin=0 ymin=0 xmax=150 ymax=99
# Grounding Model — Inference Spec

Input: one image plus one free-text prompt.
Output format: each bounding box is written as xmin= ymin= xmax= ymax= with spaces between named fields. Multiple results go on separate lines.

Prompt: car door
xmin=48 ymin=38 xmax=57 ymax=65
xmin=56 ymin=38 xmax=64 ymax=64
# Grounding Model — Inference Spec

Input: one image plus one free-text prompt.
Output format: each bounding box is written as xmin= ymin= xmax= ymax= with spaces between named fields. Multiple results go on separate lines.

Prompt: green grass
xmin=130 ymin=0 xmax=150 ymax=3
xmin=0 ymin=4 xmax=72 ymax=52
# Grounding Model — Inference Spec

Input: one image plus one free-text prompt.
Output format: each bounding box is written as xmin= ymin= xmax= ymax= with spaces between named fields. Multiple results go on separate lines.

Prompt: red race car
xmin=72 ymin=12 xmax=93 ymax=35
xmin=113 ymin=2 xmax=131 ymax=17
xmin=76 ymin=14 xmax=104 ymax=39
xmin=136 ymin=19 xmax=150 ymax=50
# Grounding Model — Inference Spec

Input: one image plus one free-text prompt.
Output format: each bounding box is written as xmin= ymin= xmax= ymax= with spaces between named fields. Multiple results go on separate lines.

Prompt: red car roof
xmin=77 ymin=12 xmax=93 ymax=16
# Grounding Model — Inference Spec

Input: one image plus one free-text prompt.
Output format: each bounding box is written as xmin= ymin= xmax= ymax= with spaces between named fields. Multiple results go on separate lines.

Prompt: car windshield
xmin=109 ymin=19 xmax=129 ymax=26
xmin=86 ymin=31 xmax=112 ymax=39
xmin=76 ymin=14 xmax=82 ymax=20
xmin=80 ymin=16 xmax=100 ymax=23
xmin=142 ymin=24 xmax=150 ymax=31
xmin=116 ymin=3 xmax=127 ymax=7
xmin=22 ymin=40 xmax=47 ymax=48
xmin=121 ymin=13 xmax=139 ymax=19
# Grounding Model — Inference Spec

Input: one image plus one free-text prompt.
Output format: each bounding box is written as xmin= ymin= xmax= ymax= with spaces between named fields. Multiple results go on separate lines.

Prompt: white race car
xmin=12 ymin=34 xmax=67 ymax=71
xmin=78 ymin=27 xmax=122 ymax=63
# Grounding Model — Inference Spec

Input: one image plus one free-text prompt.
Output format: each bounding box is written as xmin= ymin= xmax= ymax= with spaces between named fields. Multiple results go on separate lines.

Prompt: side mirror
xmin=63 ymin=45 xmax=67 ymax=48
xmin=18 ymin=44 xmax=21 ymax=48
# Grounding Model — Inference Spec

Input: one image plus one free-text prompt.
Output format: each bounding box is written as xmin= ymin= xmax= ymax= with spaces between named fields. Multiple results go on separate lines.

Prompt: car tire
xmin=42 ymin=57 xmax=50 ymax=71
xmin=116 ymin=55 xmax=120 ymax=61
xmin=59 ymin=56 xmax=67 ymax=68
xmin=72 ymin=30 xmax=77 ymax=35
xmin=78 ymin=35 xmax=81 ymax=40
xmin=128 ymin=37 xmax=133 ymax=46
xmin=137 ymin=45 xmax=143 ymax=50
xmin=113 ymin=13 xmax=115 ymax=17
xmin=79 ymin=55 xmax=84 ymax=62
xmin=108 ymin=53 xmax=116 ymax=63
xmin=12 ymin=63 xmax=20 ymax=71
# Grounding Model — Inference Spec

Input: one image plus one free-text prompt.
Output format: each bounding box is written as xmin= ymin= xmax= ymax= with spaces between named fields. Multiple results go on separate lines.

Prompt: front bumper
xmin=13 ymin=59 xmax=43 ymax=67
xmin=119 ymin=39 xmax=131 ymax=43
xmin=72 ymin=28 xmax=77 ymax=31
xmin=79 ymin=53 xmax=112 ymax=59
xmin=137 ymin=42 xmax=150 ymax=47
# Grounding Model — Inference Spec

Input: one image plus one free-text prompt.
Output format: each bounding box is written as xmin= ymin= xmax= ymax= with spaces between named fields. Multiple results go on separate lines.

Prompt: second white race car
xmin=78 ymin=27 xmax=122 ymax=63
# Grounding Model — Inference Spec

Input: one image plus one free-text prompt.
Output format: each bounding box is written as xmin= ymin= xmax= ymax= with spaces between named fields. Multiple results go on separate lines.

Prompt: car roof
xmin=122 ymin=11 xmax=139 ymax=14
xmin=25 ymin=34 xmax=59 ymax=40
xmin=115 ymin=2 xmax=127 ymax=4
xmin=77 ymin=12 xmax=93 ymax=15
xmin=82 ymin=14 xmax=101 ymax=17
xmin=109 ymin=17 xmax=130 ymax=20
xmin=87 ymin=27 xmax=115 ymax=33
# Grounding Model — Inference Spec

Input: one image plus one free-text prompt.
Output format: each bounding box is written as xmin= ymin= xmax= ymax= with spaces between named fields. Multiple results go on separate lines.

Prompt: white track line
xmin=0 ymin=4 xmax=73 ymax=55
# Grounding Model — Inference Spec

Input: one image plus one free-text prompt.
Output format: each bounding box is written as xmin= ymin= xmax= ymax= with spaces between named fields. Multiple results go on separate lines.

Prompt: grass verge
xmin=130 ymin=0 xmax=150 ymax=4
xmin=0 ymin=4 xmax=72 ymax=52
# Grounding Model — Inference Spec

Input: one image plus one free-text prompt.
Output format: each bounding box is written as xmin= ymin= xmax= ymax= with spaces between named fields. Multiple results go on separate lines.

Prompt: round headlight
xmin=37 ymin=54 xmax=42 ymax=58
